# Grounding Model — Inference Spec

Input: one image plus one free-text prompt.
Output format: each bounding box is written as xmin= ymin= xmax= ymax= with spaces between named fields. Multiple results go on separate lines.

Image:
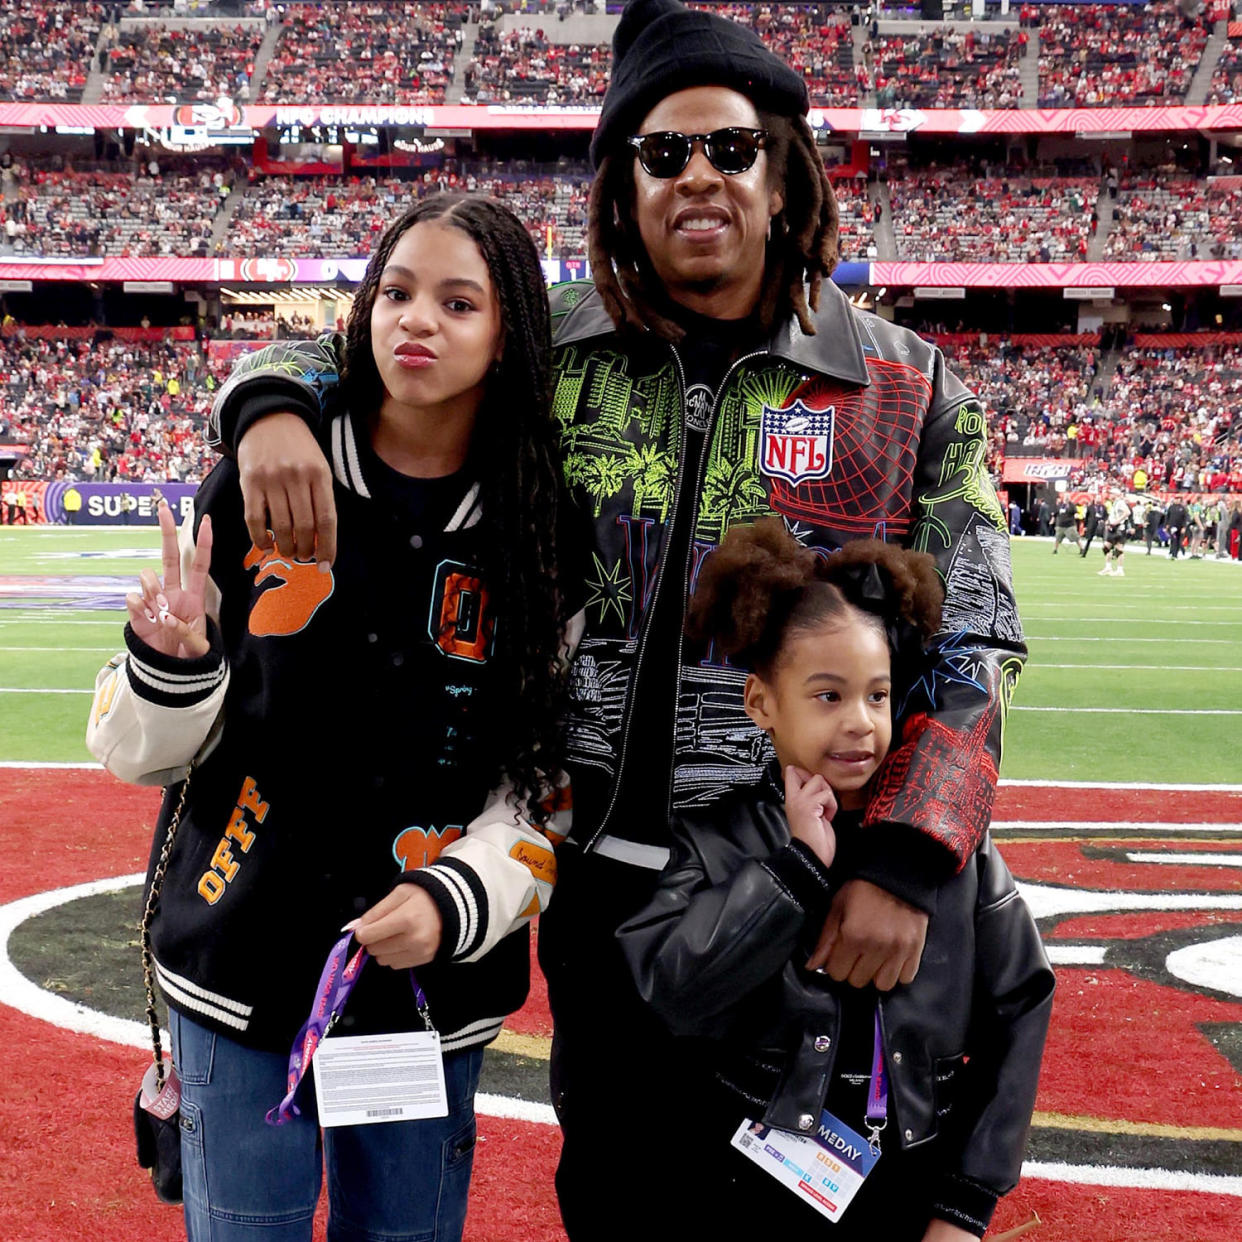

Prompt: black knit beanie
xmin=590 ymin=0 xmax=810 ymax=170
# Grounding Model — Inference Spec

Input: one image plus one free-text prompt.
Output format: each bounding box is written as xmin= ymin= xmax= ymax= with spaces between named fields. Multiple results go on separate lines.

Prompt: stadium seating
xmin=261 ymin=2 xmax=468 ymax=105
xmin=1036 ymin=2 xmax=1209 ymax=107
xmin=0 ymin=334 xmax=223 ymax=483
xmin=226 ymin=170 xmax=591 ymax=258
xmin=831 ymin=175 xmax=879 ymax=261
xmin=98 ymin=19 xmax=264 ymax=102
xmin=0 ymin=0 xmax=105 ymax=102
xmin=465 ymin=25 xmax=610 ymax=104
xmin=1207 ymin=36 xmax=1242 ymax=105
xmin=889 ymin=172 xmax=1096 ymax=262
xmin=871 ymin=25 xmax=1024 ymax=109
xmin=2 ymin=164 xmax=230 ymax=258
xmin=1103 ymin=177 xmax=1242 ymax=261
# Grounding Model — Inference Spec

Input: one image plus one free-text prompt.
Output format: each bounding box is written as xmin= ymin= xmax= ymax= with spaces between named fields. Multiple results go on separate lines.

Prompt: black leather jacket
xmin=618 ymin=783 xmax=1054 ymax=1220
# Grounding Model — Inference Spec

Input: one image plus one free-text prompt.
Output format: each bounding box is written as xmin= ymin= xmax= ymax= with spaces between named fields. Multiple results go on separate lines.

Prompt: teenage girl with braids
xmin=620 ymin=519 xmax=1053 ymax=1242
xmin=87 ymin=195 xmax=575 ymax=1242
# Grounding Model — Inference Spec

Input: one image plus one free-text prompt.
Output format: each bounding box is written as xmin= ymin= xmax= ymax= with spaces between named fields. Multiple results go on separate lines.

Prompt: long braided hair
xmin=340 ymin=193 xmax=565 ymax=820
xmin=587 ymin=110 xmax=840 ymax=340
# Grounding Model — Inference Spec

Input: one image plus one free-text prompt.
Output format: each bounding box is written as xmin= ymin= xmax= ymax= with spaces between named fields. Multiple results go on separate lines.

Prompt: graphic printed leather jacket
xmin=618 ymin=784 xmax=1055 ymax=1233
xmin=209 ymin=279 xmax=1025 ymax=898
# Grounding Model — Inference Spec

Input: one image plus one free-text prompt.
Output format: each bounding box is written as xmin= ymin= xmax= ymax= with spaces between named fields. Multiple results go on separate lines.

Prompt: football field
xmin=2 ymin=524 xmax=1239 ymax=780
xmin=0 ymin=526 xmax=1240 ymax=1242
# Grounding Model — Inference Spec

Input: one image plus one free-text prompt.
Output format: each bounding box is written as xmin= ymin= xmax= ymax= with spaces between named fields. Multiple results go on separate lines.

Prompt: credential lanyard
xmin=864 ymin=1006 xmax=888 ymax=1155
xmin=266 ymin=932 xmax=432 ymax=1126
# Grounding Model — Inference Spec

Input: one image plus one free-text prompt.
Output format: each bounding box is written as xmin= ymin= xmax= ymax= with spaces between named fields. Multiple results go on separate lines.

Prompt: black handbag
xmin=134 ymin=770 xmax=192 ymax=1205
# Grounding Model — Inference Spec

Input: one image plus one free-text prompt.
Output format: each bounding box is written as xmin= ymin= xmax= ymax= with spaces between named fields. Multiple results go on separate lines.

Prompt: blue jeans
xmin=170 ymin=1010 xmax=484 ymax=1242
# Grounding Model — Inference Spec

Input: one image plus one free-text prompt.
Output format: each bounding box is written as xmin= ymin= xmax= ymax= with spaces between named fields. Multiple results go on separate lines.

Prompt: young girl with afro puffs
xmin=620 ymin=518 xmax=1053 ymax=1242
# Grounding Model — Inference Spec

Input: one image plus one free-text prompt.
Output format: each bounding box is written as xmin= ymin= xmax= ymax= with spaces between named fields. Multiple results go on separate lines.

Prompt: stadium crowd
xmin=260 ymin=2 xmax=468 ymax=105
xmin=4 ymin=322 xmax=1237 ymax=502
xmin=1 ymin=159 xmax=232 ymax=257
xmin=870 ymin=24 xmax=1024 ymax=109
xmin=226 ymin=167 xmax=590 ymax=257
xmin=1207 ymin=35 xmax=1242 ymax=105
xmin=0 ymin=0 xmax=106 ymax=102
xmin=97 ymin=18 xmax=263 ymax=102
xmin=465 ymin=25 xmax=610 ymax=103
xmin=1035 ymin=1 xmax=1209 ymax=107
xmin=937 ymin=335 xmax=1242 ymax=498
xmin=1104 ymin=176 xmax=1242 ymax=261
xmin=0 ymin=334 xmax=222 ymax=484
xmin=888 ymin=170 xmax=1096 ymax=263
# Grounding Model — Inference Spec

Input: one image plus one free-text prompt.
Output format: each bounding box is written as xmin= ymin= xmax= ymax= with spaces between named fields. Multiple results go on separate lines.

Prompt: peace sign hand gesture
xmin=125 ymin=500 xmax=213 ymax=660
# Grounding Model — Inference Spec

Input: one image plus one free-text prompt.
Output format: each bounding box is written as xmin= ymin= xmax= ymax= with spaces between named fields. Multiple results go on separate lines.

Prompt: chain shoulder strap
xmin=139 ymin=768 xmax=193 ymax=1091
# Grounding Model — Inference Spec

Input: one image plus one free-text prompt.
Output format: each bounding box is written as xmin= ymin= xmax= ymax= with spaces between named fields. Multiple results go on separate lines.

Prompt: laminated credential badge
xmin=759 ymin=400 xmax=835 ymax=485
xmin=730 ymin=1109 xmax=879 ymax=1223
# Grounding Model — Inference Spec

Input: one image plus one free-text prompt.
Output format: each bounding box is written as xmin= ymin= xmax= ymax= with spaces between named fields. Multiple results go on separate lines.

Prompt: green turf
xmin=2 ymin=527 xmax=1240 ymax=781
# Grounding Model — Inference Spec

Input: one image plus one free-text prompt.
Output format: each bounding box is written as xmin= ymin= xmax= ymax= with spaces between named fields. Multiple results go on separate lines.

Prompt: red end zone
xmin=1 ymin=769 xmax=1239 ymax=1242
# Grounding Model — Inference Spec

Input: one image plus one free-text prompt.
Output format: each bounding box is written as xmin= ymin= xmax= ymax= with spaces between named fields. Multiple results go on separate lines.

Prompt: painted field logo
xmin=760 ymin=400 xmax=834 ymax=485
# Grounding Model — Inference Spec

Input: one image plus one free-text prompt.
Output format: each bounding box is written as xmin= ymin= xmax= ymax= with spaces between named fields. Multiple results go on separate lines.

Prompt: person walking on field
xmin=202 ymin=3 xmax=1026 ymax=1236
xmin=1165 ymin=497 xmax=1188 ymax=560
xmin=1080 ymin=497 xmax=1106 ymax=557
xmin=1052 ymin=495 xmax=1081 ymax=554
xmin=1100 ymin=489 xmax=1132 ymax=576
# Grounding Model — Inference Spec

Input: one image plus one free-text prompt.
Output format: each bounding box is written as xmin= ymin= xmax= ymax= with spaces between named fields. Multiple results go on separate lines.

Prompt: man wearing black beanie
xmin=206 ymin=3 xmax=1026 ymax=1238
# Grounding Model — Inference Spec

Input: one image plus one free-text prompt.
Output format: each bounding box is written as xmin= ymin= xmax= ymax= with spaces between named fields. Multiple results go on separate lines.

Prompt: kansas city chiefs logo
xmin=759 ymin=399 xmax=835 ymax=485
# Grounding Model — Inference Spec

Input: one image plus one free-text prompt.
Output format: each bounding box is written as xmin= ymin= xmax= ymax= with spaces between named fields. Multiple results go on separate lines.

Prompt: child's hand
xmin=125 ymin=501 xmax=212 ymax=660
xmin=784 ymin=765 xmax=837 ymax=868
xmin=350 ymin=886 xmax=443 ymax=969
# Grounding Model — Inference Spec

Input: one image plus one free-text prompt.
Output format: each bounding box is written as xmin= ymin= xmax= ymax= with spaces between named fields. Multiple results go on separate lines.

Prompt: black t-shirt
xmin=605 ymin=308 xmax=765 ymax=838
xmin=357 ymin=431 xmax=476 ymax=536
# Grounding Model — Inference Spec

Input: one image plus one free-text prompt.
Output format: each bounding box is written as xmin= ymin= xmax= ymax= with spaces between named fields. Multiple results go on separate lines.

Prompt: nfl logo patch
xmin=759 ymin=400 xmax=835 ymax=485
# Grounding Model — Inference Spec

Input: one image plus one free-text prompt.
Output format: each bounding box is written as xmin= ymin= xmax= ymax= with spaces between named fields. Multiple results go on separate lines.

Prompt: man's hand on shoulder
xmin=237 ymin=412 xmax=338 ymax=566
xmin=806 ymin=878 xmax=928 ymax=991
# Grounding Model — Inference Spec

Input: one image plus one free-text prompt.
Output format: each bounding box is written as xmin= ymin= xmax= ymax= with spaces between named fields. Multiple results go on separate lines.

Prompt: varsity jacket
xmin=618 ymin=779 xmax=1055 ymax=1236
xmin=208 ymin=281 xmax=1025 ymax=907
xmin=87 ymin=410 xmax=563 ymax=1053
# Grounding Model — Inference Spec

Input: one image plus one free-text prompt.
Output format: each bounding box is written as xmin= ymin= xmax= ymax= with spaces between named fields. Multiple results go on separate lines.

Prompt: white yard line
xmin=1124 ymin=852 xmax=1242 ymax=866
xmin=1030 ymin=663 xmax=1242 ymax=672
xmin=0 ymin=687 xmax=93 ymax=695
xmin=1025 ymin=636 xmax=1235 ymax=644
xmin=0 ymin=646 xmax=118 ymax=652
xmin=994 ymin=821 xmax=1242 ymax=833
xmin=1011 ymin=706 xmax=1242 ymax=715
xmin=999 ymin=778 xmax=1242 ymax=790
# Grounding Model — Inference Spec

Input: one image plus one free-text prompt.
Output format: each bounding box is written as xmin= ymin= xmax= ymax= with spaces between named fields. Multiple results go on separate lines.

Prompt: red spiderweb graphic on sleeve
xmin=863 ymin=704 xmax=999 ymax=869
xmin=769 ymin=361 xmax=929 ymax=535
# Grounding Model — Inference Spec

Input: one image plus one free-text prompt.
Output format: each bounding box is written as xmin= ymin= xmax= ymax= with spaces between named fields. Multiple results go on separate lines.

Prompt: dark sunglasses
xmin=626 ymin=127 xmax=769 ymax=178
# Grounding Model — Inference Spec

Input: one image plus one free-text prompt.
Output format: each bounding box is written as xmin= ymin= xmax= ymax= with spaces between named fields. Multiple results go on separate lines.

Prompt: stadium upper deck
xmin=1 ymin=1 xmax=1239 ymax=112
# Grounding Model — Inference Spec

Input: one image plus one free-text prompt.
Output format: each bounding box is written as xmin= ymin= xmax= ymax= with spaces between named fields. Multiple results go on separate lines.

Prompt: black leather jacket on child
xmin=618 ymin=781 xmax=1055 ymax=1232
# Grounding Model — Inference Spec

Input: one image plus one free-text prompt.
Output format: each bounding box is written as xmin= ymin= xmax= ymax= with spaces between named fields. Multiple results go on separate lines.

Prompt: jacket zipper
xmin=585 ymin=345 xmax=768 ymax=849
xmin=662 ymin=347 xmax=767 ymax=827
xmin=583 ymin=344 xmax=690 ymax=849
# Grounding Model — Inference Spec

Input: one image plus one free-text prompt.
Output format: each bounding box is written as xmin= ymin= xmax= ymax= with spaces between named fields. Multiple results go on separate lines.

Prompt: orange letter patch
xmin=393 ymin=825 xmax=464 ymax=872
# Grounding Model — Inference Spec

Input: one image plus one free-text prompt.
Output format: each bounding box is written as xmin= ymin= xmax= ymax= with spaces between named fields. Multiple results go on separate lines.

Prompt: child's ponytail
xmin=687 ymin=518 xmax=944 ymax=675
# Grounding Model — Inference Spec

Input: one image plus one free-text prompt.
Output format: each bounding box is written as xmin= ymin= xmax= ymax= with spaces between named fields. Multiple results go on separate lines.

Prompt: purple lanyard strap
xmin=266 ymin=932 xmax=433 ymax=1126
xmin=864 ymin=1006 xmax=888 ymax=1155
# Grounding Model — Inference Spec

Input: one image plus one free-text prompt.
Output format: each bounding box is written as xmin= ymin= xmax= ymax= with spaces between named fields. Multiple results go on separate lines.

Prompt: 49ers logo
xmin=243 ymin=543 xmax=335 ymax=637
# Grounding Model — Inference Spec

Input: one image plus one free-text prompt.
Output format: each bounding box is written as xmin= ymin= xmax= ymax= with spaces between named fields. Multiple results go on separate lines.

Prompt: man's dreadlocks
xmin=586 ymin=111 xmax=839 ymax=340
